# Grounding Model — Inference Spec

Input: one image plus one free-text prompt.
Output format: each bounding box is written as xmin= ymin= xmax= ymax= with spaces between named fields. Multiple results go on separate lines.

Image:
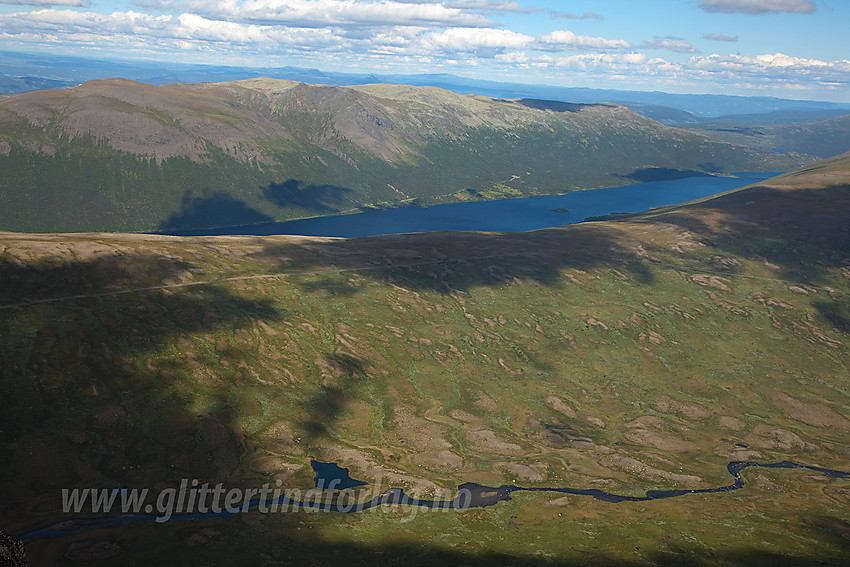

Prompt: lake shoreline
xmin=158 ymin=172 xmax=781 ymax=239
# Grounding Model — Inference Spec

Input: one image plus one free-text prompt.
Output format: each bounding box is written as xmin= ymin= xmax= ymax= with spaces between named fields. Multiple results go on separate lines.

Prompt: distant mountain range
xmin=0 ymin=77 xmax=811 ymax=233
xmin=3 ymin=50 xmax=850 ymax=120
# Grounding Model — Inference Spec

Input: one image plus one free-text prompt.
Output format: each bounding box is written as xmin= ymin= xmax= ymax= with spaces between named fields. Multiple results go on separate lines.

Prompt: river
xmin=18 ymin=459 xmax=850 ymax=541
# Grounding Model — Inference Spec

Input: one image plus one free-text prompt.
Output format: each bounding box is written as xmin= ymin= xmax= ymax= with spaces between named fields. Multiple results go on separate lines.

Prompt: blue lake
xmin=165 ymin=173 xmax=778 ymax=238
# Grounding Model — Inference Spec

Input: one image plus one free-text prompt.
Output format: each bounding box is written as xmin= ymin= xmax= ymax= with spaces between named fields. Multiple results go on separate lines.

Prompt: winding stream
xmin=18 ymin=459 xmax=850 ymax=542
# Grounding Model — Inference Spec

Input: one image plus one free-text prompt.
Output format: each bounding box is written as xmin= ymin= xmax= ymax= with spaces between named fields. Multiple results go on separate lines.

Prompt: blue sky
xmin=1 ymin=0 xmax=848 ymax=101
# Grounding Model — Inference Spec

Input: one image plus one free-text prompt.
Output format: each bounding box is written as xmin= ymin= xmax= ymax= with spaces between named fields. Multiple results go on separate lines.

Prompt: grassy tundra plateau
xmin=1 ymin=150 xmax=850 ymax=565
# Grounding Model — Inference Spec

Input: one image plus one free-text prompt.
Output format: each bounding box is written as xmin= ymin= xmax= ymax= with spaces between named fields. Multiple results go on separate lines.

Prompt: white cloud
xmin=0 ymin=0 xmax=90 ymax=5
xmin=0 ymin=8 xmax=535 ymax=59
xmin=1 ymin=5 xmax=847 ymax=99
xmin=389 ymin=0 xmax=532 ymax=13
xmin=643 ymin=36 xmax=697 ymax=53
xmin=550 ymin=11 xmax=602 ymax=20
xmin=0 ymin=9 xmax=350 ymax=51
xmin=704 ymin=33 xmax=737 ymax=42
xmin=551 ymin=52 xmax=650 ymax=73
xmin=687 ymin=52 xmax=850 ymax=84
xmin=444 ymin=0 xmax=532 ymax=13
xmin=420 ymin=27 xmax=531 ymax=56
xmin=697 ymin=0 xmax=815 ymax=15
xmin=505 ymin=49 xmax=850 ymax=94
xmin=137 ymin=0 xmax=493 ymax=28
xmin=535 ymin=30 xmax=631 ymax=52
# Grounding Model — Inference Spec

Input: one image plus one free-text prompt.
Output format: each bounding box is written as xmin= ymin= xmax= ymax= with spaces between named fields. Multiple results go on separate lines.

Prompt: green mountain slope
xmin=2 ymin=155 xmax=849 ymax=565
xmin=0 ymin=78 xmax=810 ymax=232
xmin=689 ymin=113 xmax=850 ymax=158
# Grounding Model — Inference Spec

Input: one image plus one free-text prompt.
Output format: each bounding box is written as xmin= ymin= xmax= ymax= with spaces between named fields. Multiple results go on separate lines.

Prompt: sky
xmin=0 ymin=0 xmax=848 ymax=101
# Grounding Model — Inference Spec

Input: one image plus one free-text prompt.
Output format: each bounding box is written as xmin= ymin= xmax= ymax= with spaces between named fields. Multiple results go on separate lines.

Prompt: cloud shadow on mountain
xmin=160 ymin=189 xmax=274 ymax=231
xmin=262 ymin=179 xmax=352 ymax=212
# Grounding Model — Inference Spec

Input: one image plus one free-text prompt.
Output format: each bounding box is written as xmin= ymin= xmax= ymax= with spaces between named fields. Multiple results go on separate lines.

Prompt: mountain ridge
xmin=0 ymin=78 xmax=810 ymax=233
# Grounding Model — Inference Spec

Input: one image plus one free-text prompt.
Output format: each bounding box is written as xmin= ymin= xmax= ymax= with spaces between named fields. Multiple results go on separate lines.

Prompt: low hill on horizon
xmin=0 ymin=77 xmax=810 ymax=233
xmin=688 ymin=113 xmax=850 ymax=158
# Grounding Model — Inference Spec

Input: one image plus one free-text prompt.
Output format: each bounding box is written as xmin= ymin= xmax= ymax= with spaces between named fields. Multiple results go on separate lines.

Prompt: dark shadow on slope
xmin=298 ymin=276 xmax=362 ymax=297
xmin=516 ymin=98 xmax=599 ymax=113
xmin=814 ymin=301 xmax=850 ymax=333
xmin=642 ymin=183 xmax=850 ymax=286
xmin=262 ymin=179 xmax=352 ymax=212
xmin=251 ymin=224 xmax=655 ymax=296
xmin=800 ymin=514 xmax=850 ymax=553
xmin=0 ymin=254 xmax=192 ymax=305
xmin=19 ymin=522 xmax=850 ymax=567
xmin=160 ymin=189 xmax=274 ymax=231
xmin=697 ymin=162 xmax=722 ymax=173
xmin=0 ymin=250 xmax=282 ymax=533
xmin=622 ymin=259 xmax=654 ymax=284
xmin=704 ymin=125 xmax=768 ymax=136
xmin=621 ymin=167 xmax=712 ymax=182
xmin=226 ymin=537 xmax=850 ymax=567
xmin=302 ymin=353 xmax=368 ymax=440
